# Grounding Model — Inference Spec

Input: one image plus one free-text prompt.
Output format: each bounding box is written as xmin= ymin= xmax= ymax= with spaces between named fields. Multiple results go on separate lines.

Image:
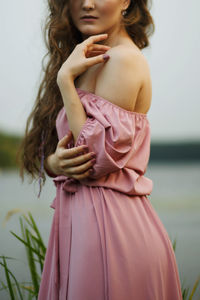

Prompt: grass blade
xmin=1 ymin=256 xmax=15 ymax=300
xmin=0 ymin=279 xmax=8 ymax=291
xmin=0 ymin=260 xmax=24 ymax=300
xmin=31 ymin=236 xmax=44 ymax=274
xmin=25 ymin=228 xmax=39 ymax=294
xmin=188 ymin=275 xmax=200 ymax=300
xmin=10 ymin=231 xmax=44 ymax=259
xmin=27 ymin=212 xmax=46 ymax=252
xmin=172 ymin=238 xmax=177 ymax=252
xmin=0 ymin=256 xmax=20 ymax=261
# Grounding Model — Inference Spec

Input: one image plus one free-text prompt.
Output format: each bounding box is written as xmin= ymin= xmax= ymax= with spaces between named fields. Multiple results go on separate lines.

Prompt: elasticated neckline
xmin=75 ymin=87 xmax=147 ymax=118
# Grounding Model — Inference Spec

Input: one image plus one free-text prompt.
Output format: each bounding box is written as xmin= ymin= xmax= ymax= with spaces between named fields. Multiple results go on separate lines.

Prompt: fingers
xmin=61 ymin=151 xmax=96 ymax=168
xmin=82 ymin=35 xmax=110 ymax=65
xmin=86 ymin=44 xmax=111 ymax=58
xmin=65 ymin=158 xmax=96 ymax=175
xmin=56 ymin=140 xmax=96 ymax=179
xmin=57 ymin=134 xmax=90 ymax=159
xmin=88 ymin=44 xmax=111 ymax=51
xmin=60 ymin=144 xmax=90 ymax=159
xmin=58 ymin=150 xmax=96 ymax=180
xmin=86 ymin=52 xmax=110 ymax=66
xmin=58 ymin=131 xmax=73 ymax=147
xmin=83 ymin=33 xmax=108 ymax=47
xmin=71 ymin=168 xmax=94 ymax=180
xmin=86 ymin=50 xmax=109 ymax=58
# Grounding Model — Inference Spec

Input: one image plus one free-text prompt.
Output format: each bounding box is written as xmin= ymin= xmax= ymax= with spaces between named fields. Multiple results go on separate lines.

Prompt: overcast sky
xmin=0 ymin=0 xmax=199 ymax=142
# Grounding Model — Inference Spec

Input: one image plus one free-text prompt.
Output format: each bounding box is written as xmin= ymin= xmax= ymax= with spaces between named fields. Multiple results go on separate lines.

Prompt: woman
xmin=18 ymin=0 xmax=183 ymax=299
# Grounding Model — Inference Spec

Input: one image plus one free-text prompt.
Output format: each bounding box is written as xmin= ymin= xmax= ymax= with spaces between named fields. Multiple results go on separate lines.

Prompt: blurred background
xmin=0 ymin=0 xmax=200 ymax=299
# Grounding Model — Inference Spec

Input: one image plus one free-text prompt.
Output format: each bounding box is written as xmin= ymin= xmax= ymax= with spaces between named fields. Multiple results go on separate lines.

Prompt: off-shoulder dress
xmin=38 ymin=87 xmax=183 ymax=300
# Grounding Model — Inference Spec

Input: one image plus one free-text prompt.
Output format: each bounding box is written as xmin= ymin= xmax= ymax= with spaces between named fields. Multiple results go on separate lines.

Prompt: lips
xmin=81 ymin=16 xmax=98 ymax=19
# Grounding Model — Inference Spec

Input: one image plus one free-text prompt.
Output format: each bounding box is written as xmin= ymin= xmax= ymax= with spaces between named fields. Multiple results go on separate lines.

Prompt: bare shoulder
xmin=107 ymin=44 xmax=150 ymax=68
xmin=95 ymin=45 xmax=151 ymax=112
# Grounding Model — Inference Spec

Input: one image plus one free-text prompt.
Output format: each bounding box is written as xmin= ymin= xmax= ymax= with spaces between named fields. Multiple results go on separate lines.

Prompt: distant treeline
xmin=0 ymin=131 xmax=199 ymax=169
xmin=0 ymin=131 xmax=22 ymax=169
xmin=150 ymin=141 xmax=200 ymax=162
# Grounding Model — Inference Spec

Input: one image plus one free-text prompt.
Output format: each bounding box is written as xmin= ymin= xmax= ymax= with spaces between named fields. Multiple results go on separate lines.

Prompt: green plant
xmin=0 ymin=210 xmax=200 ymax=299
xmin=0 ymin=211 xmax=46 ymax=299
xmin=170 ymin=236 xmax=200 ymax=300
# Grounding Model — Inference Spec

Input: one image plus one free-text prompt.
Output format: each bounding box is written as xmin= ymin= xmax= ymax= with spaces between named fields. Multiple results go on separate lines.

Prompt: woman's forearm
xmin=58 ymin=78 xmax=87 ymax=145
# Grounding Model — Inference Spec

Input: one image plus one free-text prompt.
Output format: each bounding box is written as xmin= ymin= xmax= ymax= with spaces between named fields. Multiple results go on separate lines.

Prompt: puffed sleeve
xmin=73 ymin=93 xmax=150 ymax=180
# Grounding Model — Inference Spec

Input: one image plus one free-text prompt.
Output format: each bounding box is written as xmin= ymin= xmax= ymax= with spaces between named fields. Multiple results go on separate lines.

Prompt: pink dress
xmin=38 ymin=87 xmax=183 ymax=300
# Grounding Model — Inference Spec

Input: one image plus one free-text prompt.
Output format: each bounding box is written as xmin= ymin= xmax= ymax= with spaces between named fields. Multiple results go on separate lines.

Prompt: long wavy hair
xmin=17 ymin=0 xmax=155 ymax=190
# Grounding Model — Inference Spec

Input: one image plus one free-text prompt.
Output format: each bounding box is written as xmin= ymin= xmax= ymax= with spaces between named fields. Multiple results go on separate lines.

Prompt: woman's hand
xmin=57 ymin=33 xmax=111 ymax=85
xmin=45 ymin=131 xmax=96 ymax=180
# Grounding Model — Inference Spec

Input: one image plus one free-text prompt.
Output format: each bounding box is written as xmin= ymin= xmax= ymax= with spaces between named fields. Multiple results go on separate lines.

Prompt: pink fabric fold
xmin=38 ymin=88 xmax=183 ymax=300
xmin=53 ymin=88 xmax=153 ymax=196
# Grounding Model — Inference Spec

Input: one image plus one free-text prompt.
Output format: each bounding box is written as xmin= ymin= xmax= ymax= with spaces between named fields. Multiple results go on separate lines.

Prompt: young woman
xmin=19 ymin=0 xmax=183 ymax=299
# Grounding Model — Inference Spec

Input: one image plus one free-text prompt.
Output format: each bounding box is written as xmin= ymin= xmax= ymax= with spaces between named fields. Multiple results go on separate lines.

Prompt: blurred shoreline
xmin=0 ymin=162 xmax=200 ymax=300
xmin=0 ymin=130 xmax=200 ymax=170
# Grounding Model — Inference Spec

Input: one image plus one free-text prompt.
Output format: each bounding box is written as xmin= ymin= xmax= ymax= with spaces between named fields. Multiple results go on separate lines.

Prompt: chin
xmin=80 ymin=30 xmax=99 ymax=37
xmin=81 ymin=28 xmax=104 ymax=35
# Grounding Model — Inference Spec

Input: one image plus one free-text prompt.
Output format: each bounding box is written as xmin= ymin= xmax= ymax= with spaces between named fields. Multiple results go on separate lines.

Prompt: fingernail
xmin=89 ymin=168 xmax=94 ymax=174
xmin=82 ymin=145 xmax=89 ymax=150
xmin=103 ymin=54 xmax=110 ymax=60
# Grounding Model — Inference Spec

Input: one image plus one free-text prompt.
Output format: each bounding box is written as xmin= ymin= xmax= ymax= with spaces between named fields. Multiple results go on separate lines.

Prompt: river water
xmin=0 ymin=162 xmax=200 ymax=299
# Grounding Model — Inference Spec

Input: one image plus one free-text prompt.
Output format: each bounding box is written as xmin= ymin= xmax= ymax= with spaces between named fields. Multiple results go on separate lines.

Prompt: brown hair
xmin=17 ymin=0 xmax=155 ymax=189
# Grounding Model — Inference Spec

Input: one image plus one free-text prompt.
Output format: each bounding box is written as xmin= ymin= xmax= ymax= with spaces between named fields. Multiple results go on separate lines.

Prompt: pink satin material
xmin=38 ymin=88 xmax=182 ymax=300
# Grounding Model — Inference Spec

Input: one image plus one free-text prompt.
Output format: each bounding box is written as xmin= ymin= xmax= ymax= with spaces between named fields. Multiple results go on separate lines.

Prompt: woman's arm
xmin=57 ymin=78 xmax=88 ymax=145
xmin=44 ymin=34 xmax=110 ymax=179
xmin=56 ymin=34 xmax=110 ymax=144
xmin=44 ymin=132 xmax=96 ymax=179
